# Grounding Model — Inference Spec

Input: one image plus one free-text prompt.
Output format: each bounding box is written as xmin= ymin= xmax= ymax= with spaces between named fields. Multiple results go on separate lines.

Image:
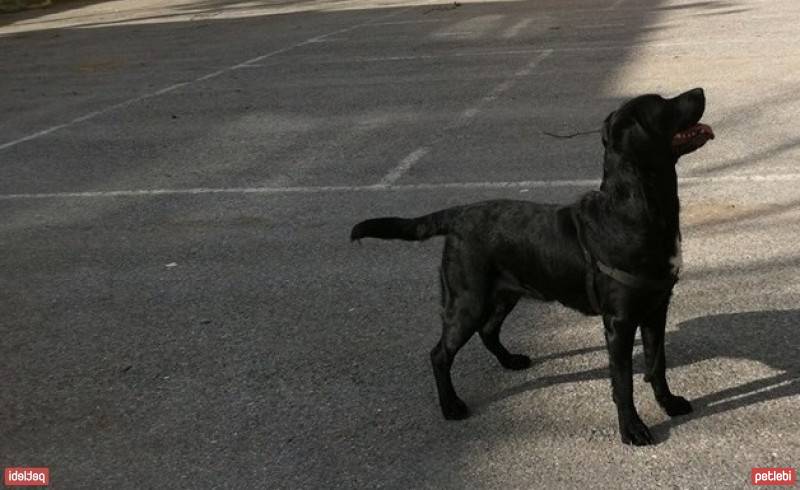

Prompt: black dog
xmin=351 ymin=88 xmax=714 ymax=445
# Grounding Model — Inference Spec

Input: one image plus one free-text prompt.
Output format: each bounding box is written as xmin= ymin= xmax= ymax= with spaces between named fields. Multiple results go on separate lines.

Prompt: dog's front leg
xmin=641 ymin=300 xmax=693 ymax=417
xmin=603 ymin=315 xmax=654 ymax=446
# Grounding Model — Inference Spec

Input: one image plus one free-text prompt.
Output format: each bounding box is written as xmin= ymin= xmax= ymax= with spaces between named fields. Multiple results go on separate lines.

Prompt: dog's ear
xmin=622 ymin=116 xmax=659 ymax=156
xmin=603 ymin=110 xmax=643 ymax=151
xmin=606 ymin=110 xmax=657 ymax=156
xmin=601 ymin=111 xmax=616 ymax=149
xmin=631 ymin=116 xmax=657 ymax=143
xmin=633 ymin=101 xmax=668 ymax=140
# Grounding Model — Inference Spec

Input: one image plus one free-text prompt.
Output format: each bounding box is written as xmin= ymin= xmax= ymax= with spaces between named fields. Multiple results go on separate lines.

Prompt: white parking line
xmin=375 ymin=50 xmax=552 ymax=186
xmin=575 ymin=23 xmax=625 ymax=29
xmin=0 ymin=179 xmax=595 ymax=200
xmin=5 ymin=173 xmax=799 ymax=201
xmin=154 ymin=82 xmax=190 ymax=96
xmin=0 ymin=8 xmax=409 ymax=152
xmin=606 ymin=0 xmax=627 ymax=10
xmin=376 ymin=147 xmax=431 ymax=186
xmin=503 ymin=18 xmax=534 ymax=39
xmin=369 ymin=19 xmax=445 ymax=26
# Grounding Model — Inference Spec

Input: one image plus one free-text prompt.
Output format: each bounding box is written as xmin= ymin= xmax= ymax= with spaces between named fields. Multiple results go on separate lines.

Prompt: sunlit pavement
xmin=1 ymin=0 xmax=799 ymax=487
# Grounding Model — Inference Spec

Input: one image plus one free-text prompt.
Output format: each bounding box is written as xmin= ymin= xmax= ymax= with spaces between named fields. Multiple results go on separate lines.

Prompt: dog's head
xmin=602 ymin=88 xmax=714 ymax=163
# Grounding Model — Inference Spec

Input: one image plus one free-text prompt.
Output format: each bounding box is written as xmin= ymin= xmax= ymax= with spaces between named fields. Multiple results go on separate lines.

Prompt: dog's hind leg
xmin=430 ymin=237 xmax=488 ymax=420
xmin=479 ymin=291 xmax=531 ymax=370
xmin=641 ymin=299 xmax=693 ymax=417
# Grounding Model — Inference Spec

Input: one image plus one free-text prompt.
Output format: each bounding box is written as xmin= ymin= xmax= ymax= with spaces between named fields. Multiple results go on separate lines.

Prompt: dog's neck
xmin=600 ymin=151 xmax=680 ymax=234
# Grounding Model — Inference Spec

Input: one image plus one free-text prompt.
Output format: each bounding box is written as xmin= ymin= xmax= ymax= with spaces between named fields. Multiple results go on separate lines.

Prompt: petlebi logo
xmin=3 ymin=468 xmax=50 ymax=487
xmin=751 ymin=467 xmax=797 ymax=486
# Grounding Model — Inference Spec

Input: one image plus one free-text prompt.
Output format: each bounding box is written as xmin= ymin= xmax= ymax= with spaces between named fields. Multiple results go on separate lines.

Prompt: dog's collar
xmin=571 ymin=208 xmax=677 ymax=314
xmin=596 ymin=261 xmax=677 ymax=291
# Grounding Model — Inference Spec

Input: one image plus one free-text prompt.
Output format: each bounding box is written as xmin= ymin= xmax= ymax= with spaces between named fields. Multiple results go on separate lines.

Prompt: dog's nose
xmin=673 ymin=88 xmax=705 ymax=105
xmin=688 ymin=87 xmax=705 ymax=101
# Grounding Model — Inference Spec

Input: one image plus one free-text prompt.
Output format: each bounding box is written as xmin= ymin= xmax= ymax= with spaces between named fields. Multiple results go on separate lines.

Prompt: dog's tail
xmin=350 ymin=209 xmax=454 ymax=242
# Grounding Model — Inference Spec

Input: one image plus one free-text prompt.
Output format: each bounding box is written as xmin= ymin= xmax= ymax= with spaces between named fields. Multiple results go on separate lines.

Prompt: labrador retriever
xmin=350 ymin=88 xmax=714 ymax=445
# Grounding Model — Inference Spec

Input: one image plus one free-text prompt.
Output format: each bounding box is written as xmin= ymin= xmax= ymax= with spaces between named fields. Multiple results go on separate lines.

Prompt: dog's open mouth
xmin=671 ymin=123 xmax=715 ymax=154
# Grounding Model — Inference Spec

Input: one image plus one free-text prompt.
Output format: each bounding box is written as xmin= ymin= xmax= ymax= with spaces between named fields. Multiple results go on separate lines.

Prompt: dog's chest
xmin=669 ymin=235 xmax=682 ymax=276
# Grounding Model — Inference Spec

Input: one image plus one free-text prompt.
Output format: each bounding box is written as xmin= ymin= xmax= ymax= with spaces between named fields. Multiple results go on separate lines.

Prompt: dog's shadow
xmin=487 ymin=309 xmax=799 ymax=442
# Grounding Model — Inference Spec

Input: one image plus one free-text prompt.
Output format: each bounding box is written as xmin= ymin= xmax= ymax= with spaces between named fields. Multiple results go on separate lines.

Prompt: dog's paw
xmin=441 ymin=398 xmax=470 ymax=420
xmin=501 ymin=354 xmax=532 ymax=371
xmin=619 ymin=416 xmax=654 ymax=446
xmin=659 ymin=395 xmax=693 ymax=417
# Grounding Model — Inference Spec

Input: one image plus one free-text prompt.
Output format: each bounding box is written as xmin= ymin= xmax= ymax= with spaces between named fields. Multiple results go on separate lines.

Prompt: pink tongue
xmin=673 ymin=123 xmax=715 ymax=147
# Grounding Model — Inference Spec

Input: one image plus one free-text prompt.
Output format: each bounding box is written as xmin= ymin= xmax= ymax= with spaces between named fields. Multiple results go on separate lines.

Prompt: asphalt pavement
xmin=1 ymin=0 xmax=799 ymax=487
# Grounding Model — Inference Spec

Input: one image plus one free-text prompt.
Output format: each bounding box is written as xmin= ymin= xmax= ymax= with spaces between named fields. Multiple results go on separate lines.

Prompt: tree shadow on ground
xmin=487 ymin=309 xmax=800 ymax=443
